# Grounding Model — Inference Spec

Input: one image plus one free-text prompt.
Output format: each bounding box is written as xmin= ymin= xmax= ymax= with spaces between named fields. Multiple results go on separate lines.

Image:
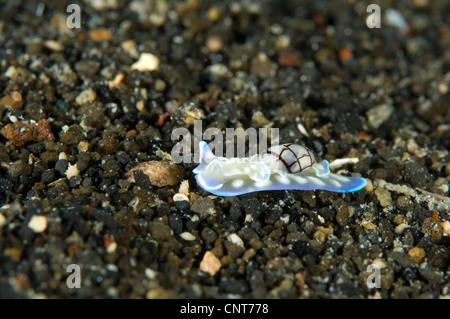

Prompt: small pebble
xmin=442 ymin=221 xmax=450 ymax=237
xmin=206 ymin=6 xmax=220 ymax=21
xmin=396 ymin=195 xmax=411 ymax=208
xmin=364 ymin=179 xmax=374 ymax=193
xmin=75 ymin=88 xmax=97 ymax=105
xmin=200 ymin=251 xmax=221 ymax=276
xmin=44 ymin=40 xmax=64 ymax=52
xmin=0 ymin=213 xmax=6 ymax=229
xmin=173 ymin=193 xmax=190 ymax=211
xmin=206 ymin=36 xmax=223 ymax=52
xmin=313 ymin=226 xmax=333 ymax=242
xmin=58 ymin=125 xmax=84 ymax=145
xmin=278 ymin=47 xmax=301 ymax=67
xmin=339 ymin=47 xmax=353 ymax=61
xmin=121 ymin=40 xmax=135 ymax=52
xmin=251 ymin=111 xmax=270 ymax=127
xmin=206 ymin=64 xmax=230 ymax=79
xmin=179 ymin=232 xmax=196 ymax=241
xmin=124 ymin=161 xmax=185 ymax=187
xmin=154 ymin=79 xmax=166 ymax=91
xmin=408 ymin=247 xmax=425 ymax=264
xmin=374 ymin=187 xmax=393 ymax=207
xmin=0 ymin=91 xmax=24 ymax=109
xmin=366 ymin=104 xmax=395 ymax=129
xmin=179 ymin=180 xmax=189 ymax=196
xmin=385 ymin=8 xmax=409 ymax=35
xmin=250 ymin=52 xmax=277 ymax=78
xmin=145 ymin=268 xmax=157 ymax=280
xmin=173 ymin=193 xmax=189 ymax=203
xmin=131 ymin=53 xmax=160 ymax=72
xmin=190 ymin=197 xmax=217 ymax=217
xmin=4 ymin=65 xmax=17 ymax=78
xmin=106 ymin=241 xmax=117 ymax=254
xmin=176 ymin=102 xmax=205 ymax=125
xmin=77 ymin=141 xmax=90 ymax=153
xmin=227 ymin=233 xmax=244 ymax=247
xmin=136 ymin=100 xmax=145 ymax=111
xmin=1 ymin=120 xmax=55 ymax=147
xmin=406 ymin=138 xmax=419 ymax=154
xmin=28 ymin=215 xmax=48 ymax=233
xmin=65 ymin=163 xmax=79 ymax=180
xmin=74 ymin=60 xmax=100 ymax=75
xmin=361 ymin=220 xmax=376 ymax=230
xmin=88 ymin=28 xmax=113 ymax=42
xmin=108 ymin=73 xmax=125 ymax=88
xmin=58 ymin=152 xmax=68 ymax=161
xmin=422 ymin=217 xmax=444 ymax=242
xmin=394 ymin=223 xmax=409 ymax=235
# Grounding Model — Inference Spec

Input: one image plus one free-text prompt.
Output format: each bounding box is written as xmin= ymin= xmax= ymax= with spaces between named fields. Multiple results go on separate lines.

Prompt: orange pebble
xmin=88 ymin=29 xmax=113 ymax=42
xmin=155 ymin=113 xmax=170 ymax=128
xmin=439 ymin=25 xmax=450 ymax=39
xmin=358 ymin=131 xmax=371 ymax=142
xmin=432 ymin=210 xmax=439 ymax=220
xmin=312 ymin=13 xmax=325 ymax=27
xmin=339 ymin=47 xmax=353 ymax=61
xmin=103 ymin=235 xmax=115 ymax=248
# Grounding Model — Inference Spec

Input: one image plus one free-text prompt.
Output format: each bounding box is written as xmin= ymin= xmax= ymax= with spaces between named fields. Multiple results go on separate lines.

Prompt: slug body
xmin=193 ymin=141 xmax=367 ymax=197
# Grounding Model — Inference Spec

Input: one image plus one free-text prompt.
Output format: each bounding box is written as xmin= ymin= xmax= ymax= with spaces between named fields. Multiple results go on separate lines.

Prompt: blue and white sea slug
xmin=193 ymin=141 xmax=367 ymax=196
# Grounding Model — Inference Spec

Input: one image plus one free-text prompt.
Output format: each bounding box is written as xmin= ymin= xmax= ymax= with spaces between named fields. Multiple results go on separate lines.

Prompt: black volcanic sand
xmin=0 ymin=0 xmax=449 ymax=299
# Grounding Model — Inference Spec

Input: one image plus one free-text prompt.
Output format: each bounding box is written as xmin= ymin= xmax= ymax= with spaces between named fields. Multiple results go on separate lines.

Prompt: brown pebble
xmin=393 ymin=214 xmax=407 ymax=226
xmin=74 ymin=60 xmax=100 ymax=75
xmin=0 ymin=91 xmax=23 ymax=109
xmin=374 ymin=187 xmax=393 ymax=208
xmin=88 ymin=29 xmax=113 ymax=42
xmin=408 ymin=247 xmax=426 ymax=264
xmin=224 ymin=241 xmax=245 ymax=259
xmin=124 ymin=161 xmax=185 ymax=187
xmin=277 ymin=48 xmax=301 ymax=67
xmin=336 ymin=203 xmax=352 ymax=226
xmin=313 ymin=225 xmax=333 ymax=242
xmin=370 ymin=168 xmax=388 ymax=180
xmin=4 ymin=247 xmax=23 ymax=262
xmin=357 ymin=131 xmax=371 ymax=142
xmin=421 ymin=217 xmax=444 ymax=242
xmin=250 ymin=52 xmax=277 ymax=78
xmin=1 ymin=120 xmax=55 ymax=147
xmin=251 ymin=111 xmax=270 ymax=127
xmin=396 ymin=195 xmax=411 ymax=209
xmin=206 ymin=6 xmax=220 ymax=21
xmin=444 ymin=163 xmax=450 ymax=177
xmin=67 ymin=244 xmax=82 ymax=256
xmin=364 ymin=179 xmax=374 ymax=193
xmin=242 ymin=248 xmax=256 ymax=261
xmin=361 ymin=220 xmax=376 ymax=230
xmin=200 ymin=251 xmax=221 ymax=276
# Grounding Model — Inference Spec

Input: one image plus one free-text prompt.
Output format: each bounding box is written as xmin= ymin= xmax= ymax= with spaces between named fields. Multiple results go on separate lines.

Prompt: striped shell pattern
xmin=255 ymin=143 xmax=316 ymax=174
